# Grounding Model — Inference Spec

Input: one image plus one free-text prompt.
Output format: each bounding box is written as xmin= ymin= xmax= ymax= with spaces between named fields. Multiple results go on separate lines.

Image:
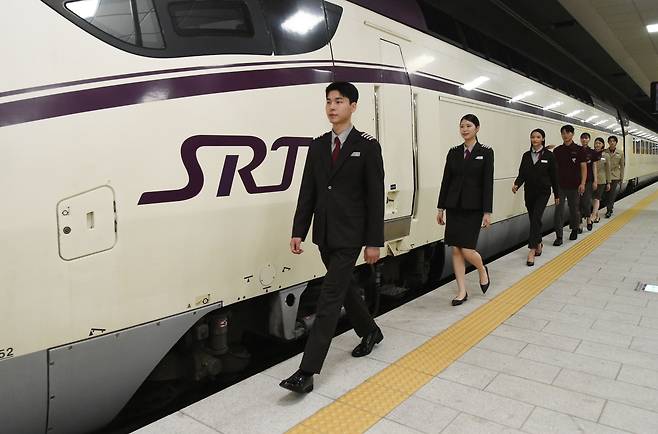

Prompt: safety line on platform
xmin=288 ymin=188 xmax=658 ymax=434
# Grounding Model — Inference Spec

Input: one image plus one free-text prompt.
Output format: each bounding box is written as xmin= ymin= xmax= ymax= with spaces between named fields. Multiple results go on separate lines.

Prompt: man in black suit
xmin=279 ymin=82 xmax=385 ymax=394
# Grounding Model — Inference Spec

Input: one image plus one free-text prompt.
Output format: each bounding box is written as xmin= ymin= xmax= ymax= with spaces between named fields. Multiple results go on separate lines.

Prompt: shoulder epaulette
xmin=481 ymin=144 xmax=491 ymax=149
xmin=360 ymin=132 xmax=376 ymax=141
xmin=451 ymin=145 xmax=462 ymax=151
xmin=313 ymin=132 xmax=331 ymax=141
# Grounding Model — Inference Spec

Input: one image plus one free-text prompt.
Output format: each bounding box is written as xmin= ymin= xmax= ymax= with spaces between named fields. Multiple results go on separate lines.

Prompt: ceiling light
xmin=509 ymin=91 xmax=534 ymax=103
xmin=593 ymin=119 xmax=608 ymax=126
xmin=461 ymin=76 xmax=490 ymax=91
xmin=647 ymin=24 xmax=658 ymax=33
xmin=281 ymin=10 xmax=325 ymax=35
xmin=566 ymin=109 xmax=584 ymax=117
xmin=585 ymin=115 xmax=599 ymax=122
xmin=543 ymin=101 xmax=563 ymax=110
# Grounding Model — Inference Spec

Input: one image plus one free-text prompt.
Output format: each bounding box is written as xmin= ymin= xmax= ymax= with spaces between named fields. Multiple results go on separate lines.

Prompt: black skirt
xmin=445 ymin=208 xmax=483 ymax=249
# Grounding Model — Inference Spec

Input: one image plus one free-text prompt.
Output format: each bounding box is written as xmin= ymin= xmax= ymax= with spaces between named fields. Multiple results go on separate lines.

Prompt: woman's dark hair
xmin=530 ymin=128 xmax=546 ymax=147
xmin=594 ymin=137 xmax=605 ymax=145
xmin=460 ymin=113 xmax=480 ymax=127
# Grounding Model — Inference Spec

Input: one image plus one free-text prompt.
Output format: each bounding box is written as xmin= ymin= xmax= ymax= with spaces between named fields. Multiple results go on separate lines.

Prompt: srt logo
xmin=138 ymin=135 xmax=311 ymax=205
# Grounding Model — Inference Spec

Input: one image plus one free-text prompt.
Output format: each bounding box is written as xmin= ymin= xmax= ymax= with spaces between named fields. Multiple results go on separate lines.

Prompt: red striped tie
xmin=332 ymin=137 xmax=341 ymax=164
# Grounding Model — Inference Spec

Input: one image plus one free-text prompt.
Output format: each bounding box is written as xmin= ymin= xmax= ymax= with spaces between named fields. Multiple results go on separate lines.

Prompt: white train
xmin=2 ymin=1 xmax=658 ymax=432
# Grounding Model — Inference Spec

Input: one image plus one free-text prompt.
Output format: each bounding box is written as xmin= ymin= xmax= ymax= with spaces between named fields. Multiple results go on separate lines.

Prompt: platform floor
xmin=138 ymin=183 xmax=658 ymax=434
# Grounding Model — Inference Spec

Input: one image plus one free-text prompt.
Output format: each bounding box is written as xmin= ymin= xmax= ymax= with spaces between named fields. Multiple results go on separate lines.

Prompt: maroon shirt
xmin=553 ymin=142 xmax=586 ymax=189
xmin=582 ymin=146 xmax=600 ymax=182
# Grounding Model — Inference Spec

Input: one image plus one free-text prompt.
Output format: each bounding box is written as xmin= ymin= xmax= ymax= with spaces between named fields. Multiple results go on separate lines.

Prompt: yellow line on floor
xmin=288 ymin=189 xmax=658 ymax=434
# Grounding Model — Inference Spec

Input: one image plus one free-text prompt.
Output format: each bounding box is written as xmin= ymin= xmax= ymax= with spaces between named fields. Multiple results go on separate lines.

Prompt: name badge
xmin=475 ymin=155 xmax=484 ymax=160
xmin=541 ymin=159 xmax=548 ymax=163
xmin=350 ymin=151 xmax=361 ymax=157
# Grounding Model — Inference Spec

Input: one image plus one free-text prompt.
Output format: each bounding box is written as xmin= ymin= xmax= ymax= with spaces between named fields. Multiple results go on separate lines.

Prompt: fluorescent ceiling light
xmin=509 ymin=91 xmax=534 ymax=103
xmin=281 ymin=10 xmax=324 ymax=35
xmin=585 ymin=115 xmax=599 ymax=122
xmin=566 ymin=109 xmax=584 ymax=117
xmin=593 ymin=119 xmax=607 ymax=126
xmin=647 ymin=24 xmax=658 ymax=33
xmin=543 ymin=101 xmax=563 ymax=110
xmin=461 ymin=76 xmax=490 ymax=90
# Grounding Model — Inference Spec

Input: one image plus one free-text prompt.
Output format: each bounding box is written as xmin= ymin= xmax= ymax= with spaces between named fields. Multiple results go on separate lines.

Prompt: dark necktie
xmin=464 ymin=148 xmax=471 ymax=160
xmin=332 ymin=137 xmax=341 ymax=164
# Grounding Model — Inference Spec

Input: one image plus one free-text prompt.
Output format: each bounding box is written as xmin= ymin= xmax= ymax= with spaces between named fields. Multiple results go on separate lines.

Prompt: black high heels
xmin=452 ymin=292 xmax=468 ymax=306
xmin=480 ymin=266 xmax=490 ymax=294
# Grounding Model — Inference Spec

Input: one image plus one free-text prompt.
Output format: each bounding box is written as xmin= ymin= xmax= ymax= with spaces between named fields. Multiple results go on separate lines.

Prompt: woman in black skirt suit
xmin=437 ymin=114 xmax=494 ymax=306
xmin=512 ymin=129 xmax=560 ymax=266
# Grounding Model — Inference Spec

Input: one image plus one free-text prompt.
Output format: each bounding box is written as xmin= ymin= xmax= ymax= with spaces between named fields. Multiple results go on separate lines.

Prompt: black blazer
xmin=437 ymin=142 xmax=494 ymax=213
xmin=292 ymin=127 xmax=385 ymax=248
xmin=514 ymin=146 xmax=560 ymax=198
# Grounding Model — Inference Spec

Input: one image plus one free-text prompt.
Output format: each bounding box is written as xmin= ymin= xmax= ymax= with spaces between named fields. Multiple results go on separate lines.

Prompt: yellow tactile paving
xmin=288 ymin=188 xmax=658 ymax=434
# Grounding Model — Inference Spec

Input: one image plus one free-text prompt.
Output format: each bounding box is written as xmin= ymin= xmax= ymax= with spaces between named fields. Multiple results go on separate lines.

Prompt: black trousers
xmin=525 ymin=191 xmax=550 ymax=249
xmin=580 ymin=182 xmax=594 ymax=221
xmin=300 ymin=247 xmax=376 ymax=374
xmin=554 ymin=187 xmax=580 ymax=239
xmin=606 ymin=180 xmax=621 ymax=213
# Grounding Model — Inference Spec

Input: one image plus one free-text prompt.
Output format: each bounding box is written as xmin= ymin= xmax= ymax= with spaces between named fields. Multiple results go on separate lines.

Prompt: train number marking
xmin=0 ymin=347 xmax=14 ymax=360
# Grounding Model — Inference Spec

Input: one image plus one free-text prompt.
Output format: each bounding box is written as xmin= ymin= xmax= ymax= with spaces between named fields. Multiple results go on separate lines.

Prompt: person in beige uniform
xmin=591 ymin=137 xmax=611 ymax=223
xmin=605 ymin=135 xmax=625 ymax=218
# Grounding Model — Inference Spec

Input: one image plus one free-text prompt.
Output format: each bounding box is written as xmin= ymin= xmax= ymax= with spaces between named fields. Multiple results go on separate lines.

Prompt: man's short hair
xmin=580 ymin=132 xmax=591 ymax=139
xmin=326 ymin=82 xmax=359 ymax=103
xmin=608 ymin=135 xmax=618 ymax=143
xmin=561 ymin=124 xmax=575 ymax=134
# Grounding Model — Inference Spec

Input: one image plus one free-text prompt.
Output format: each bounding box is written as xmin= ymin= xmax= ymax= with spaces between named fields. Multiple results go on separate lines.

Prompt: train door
xmin=376 ymin=39 xmax=415 ymax=239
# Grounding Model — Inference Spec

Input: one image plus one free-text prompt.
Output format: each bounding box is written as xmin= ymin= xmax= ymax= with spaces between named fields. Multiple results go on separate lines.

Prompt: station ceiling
xmin=423 ymin=0 xmax=658 ymax=131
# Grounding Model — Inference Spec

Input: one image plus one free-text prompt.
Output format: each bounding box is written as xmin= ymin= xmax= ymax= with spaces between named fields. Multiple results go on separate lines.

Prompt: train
xmin=2 ymin=1 xmax=658 ymax=433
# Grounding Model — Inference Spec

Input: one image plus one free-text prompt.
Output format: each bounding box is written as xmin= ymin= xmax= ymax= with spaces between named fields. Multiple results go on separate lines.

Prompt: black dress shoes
xmin=352 ymin=327 xmax=383 ymax=357
xmin=452 ymin=292 xmax=468 ymax=306
xmin=569 ymin=230 xmax=578 ymax=240
xmin=280 ymin=370 xmax=314 ymax=393
xmin=605 ymin=211 xmax=612 ymax=218
xmin=553 ymin=238 xmax=563 ymax=246
xmin=577 ymin=227 xmax=583 ymax=234
xmin=587 ymin=221 xmax=593 ymax=231
xmin=480 ymin=266 xmax=490 ymax=294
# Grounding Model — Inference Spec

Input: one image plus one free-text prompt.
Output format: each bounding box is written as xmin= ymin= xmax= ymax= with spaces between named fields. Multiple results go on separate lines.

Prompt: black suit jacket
xmin=292 ymin=127 xmax=385 ymax=248
xmin=514 ymin=147 xmax=560 ymax=198
xmin=437 ymin=142 xmax=494 ymax=213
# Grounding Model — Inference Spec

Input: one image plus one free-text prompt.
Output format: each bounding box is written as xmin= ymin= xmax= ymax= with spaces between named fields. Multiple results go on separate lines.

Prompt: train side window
xmin=66 ymin=0 xmax=165 ymax=49
xmin=169 ymin=1 xmax=253 ymax=37
xmin=260 ymin=0 xmax=342 ymax=55
xmin=160 ymin=0 xmax=273 ymax=55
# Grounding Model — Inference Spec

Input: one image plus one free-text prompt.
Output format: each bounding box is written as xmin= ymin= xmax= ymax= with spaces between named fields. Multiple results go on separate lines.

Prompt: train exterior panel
xmin=2 ymin=0 xmax=658 ymax=432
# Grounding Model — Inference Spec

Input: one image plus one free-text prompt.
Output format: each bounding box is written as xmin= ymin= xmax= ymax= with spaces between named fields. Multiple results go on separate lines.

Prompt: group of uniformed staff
xmin=278 ymin=81 xmax=625 ymax=394
xmin=512 ymin=125 xmax=625 ymax=267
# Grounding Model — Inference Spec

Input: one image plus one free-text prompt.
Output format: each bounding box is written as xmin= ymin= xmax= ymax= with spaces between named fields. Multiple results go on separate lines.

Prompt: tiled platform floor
xmin=138 ymin=183 xmax=658 ymax=434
